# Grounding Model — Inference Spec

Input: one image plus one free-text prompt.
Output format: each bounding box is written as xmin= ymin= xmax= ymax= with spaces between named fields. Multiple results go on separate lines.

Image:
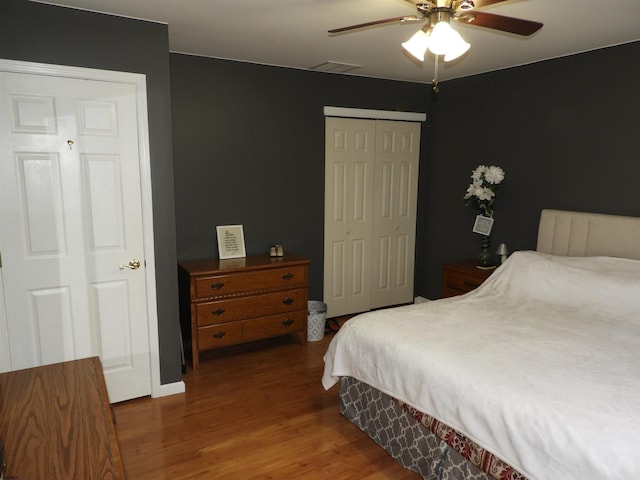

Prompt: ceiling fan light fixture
xmin=428 ymin=21 xmax=458 ymax=55
xmin=401 ymin=29 xmax=430 ymax=61
xmin=443 ymin=34 xmax=470 ymax=61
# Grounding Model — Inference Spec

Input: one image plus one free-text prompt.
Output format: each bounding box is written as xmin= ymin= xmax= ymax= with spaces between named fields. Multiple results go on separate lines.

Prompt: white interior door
xmin=324 ymin=117 xmax=375 ymax=317
xmin=0 ymin=67 xmax=152 ymax=402
xmin=370 ymin=120 xmax=420 ymax=308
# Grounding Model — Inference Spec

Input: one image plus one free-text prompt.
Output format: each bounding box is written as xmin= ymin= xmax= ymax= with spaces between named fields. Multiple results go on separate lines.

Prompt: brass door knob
xmin=119 ymin=259 xmax=141 ymax=270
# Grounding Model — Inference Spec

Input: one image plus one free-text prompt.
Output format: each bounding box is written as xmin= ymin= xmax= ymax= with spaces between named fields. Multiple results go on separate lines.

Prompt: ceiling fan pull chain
xmin=432 ymin=55 xmax=440 ymax=93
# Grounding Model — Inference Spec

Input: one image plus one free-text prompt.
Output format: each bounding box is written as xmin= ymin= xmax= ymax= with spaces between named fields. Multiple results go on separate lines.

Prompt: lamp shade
xmin=496 ymin=243 xmax=509 ymax=264
xmin=402 ymin=29 xmax=430 ymax=61
xmin=430 ymin=21 xmax=470 ymax=61
xmin=427 ymin=21 xmax=455 ymax=55
xmin=443 ymin=31 xmax=470 ymax=61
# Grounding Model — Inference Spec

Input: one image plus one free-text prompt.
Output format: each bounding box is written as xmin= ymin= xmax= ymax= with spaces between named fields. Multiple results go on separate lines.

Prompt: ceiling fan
xmin=328 ymin=0 xmax=542 ymax=89
xmin=329 ymin=0 xmax=542 ymax=39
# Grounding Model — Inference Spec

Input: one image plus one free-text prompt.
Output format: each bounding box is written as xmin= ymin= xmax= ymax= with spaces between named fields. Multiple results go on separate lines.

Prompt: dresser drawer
xmin=193 ymin=265 xmax=308 ymax=300
xmin=444 ymin=270 xmax=485 ymax=293
xmin=196 ymin=288 xmax=307 ymax=326
xmin=197 ymin=322 xmax=244 ymax=349
xmin=243 ymin=311 xmax=306 ymax=342
xmin=441 ymin=260 xmax=494 ymax=298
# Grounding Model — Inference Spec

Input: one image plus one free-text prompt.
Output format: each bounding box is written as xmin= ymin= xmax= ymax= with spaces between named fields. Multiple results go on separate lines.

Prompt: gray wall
xmin=417 ymin=42 xmax=640 ymax=297
xmin=170 ymin=55 xmax=431 ymax=302
xmin=171 ymin=42 xmax=640 ymax=302
xmin=0 ymin=0 xmax=183 ymax=384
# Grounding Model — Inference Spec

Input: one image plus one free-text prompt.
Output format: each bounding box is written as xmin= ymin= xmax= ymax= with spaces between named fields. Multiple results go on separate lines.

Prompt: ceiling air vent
xmin=310 ymin=61 xmax=362 ymax=73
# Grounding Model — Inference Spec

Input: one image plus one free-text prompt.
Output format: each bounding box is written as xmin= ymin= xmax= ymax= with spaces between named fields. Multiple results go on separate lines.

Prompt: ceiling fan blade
xmin=328 ymin=16 xmax=421 ymax=34
xmin=457 ymin=11 xmax=542 ymax=35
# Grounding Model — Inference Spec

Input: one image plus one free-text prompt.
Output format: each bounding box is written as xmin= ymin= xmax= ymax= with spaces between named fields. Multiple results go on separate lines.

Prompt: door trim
xmin=0 ymin=59 xmax=184 ymax=398
xmin=323 ymin=106 xmax=426 ymax=122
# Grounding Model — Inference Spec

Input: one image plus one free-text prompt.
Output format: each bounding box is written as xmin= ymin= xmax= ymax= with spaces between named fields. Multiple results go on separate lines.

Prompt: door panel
xmin=371 ymin=120 xmax=420 ymax=308
xmin=0 ymin=70 xmax=151 ymax=402
xmin=324 ymin=118 xmax=375 ymax=317
xmin=84 ymin=154 xmax=124 ymax=249
xmin=17 ymin=153 xmax=66 ymax=255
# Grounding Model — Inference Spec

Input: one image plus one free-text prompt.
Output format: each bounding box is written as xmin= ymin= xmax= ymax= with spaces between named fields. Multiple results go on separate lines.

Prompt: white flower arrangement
xmin=463 ymin=165 xmax=505 ymax=218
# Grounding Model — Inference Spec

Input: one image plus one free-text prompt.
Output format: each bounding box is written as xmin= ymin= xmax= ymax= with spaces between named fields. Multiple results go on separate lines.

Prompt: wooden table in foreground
xmin=0 ymin=357 xmax=125 ymax=479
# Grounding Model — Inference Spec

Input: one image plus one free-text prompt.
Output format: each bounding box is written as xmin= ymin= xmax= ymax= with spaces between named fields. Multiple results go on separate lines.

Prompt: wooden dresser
xmin=178 ymin=253 xmax=310 ymax=369
xmin=442 ymin=259 xmax=496 ymax=298
xmin=0 ymin=357 xmax=124 ymax=479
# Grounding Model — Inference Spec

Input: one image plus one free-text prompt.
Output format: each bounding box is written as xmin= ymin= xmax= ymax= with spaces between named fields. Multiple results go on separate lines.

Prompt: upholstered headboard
xmin=537 ymin=209 xmax=640 ymax=260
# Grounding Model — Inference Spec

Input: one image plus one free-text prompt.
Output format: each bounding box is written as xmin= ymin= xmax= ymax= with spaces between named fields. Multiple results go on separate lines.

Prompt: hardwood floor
xmin=113 ymin=327 xmax=421 ymax=479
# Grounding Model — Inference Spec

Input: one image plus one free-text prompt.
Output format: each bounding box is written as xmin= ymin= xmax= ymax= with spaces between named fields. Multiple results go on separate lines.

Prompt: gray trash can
xmin=307 ymin=300 xmax=327 ymax=341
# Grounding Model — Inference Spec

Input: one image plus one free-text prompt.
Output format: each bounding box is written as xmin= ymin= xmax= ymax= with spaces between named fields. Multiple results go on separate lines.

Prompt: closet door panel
xmin=324 ymin=117 xmax=375 ymax=317
xmin=371 ymin=120 xmax=420 ymax=309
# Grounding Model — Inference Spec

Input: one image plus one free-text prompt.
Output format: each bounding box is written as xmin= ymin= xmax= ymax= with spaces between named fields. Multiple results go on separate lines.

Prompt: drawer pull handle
xmin=211 ymin=282 xmax=225 ymax=290
xmin=212 ymin=308 xmax=226 ymax=316
xmin=282 ymin=273 xmax=294 ymax=280
xmin=212 ymin=331 xmax=226 ymax=339
xmin=282 ymin=297 xmax=294 ymax=305
xmin=282 ymin=318 xmax=294 ymax=326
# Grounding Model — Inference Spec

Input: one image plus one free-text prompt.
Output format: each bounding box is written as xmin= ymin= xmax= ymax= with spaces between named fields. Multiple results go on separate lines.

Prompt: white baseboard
xmin=152 ymin=379 xmax=185 ymax=398
xmin=414 ymin=296 xmax=431 ymax=304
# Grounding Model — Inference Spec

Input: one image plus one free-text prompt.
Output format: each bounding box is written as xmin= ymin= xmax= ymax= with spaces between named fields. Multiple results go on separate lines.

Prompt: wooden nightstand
xmin=441 ymin=259 xmax=495 ymax=298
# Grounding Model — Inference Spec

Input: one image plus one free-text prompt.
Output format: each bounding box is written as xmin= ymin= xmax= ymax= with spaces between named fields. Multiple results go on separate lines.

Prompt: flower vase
xmin=477 ymin=236 xmax=492 ymax=267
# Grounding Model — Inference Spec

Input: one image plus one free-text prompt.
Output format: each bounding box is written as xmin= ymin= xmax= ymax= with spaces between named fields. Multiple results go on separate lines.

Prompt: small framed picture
xmin=216 ymin=225 xmax=246 ymax=259
xmin=472 ymin=215 xmax=494 ymax=236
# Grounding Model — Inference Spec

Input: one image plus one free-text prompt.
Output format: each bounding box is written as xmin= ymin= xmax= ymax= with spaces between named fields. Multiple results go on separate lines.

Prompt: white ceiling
xmin=33 ymin=0 xmax=640 ymax=84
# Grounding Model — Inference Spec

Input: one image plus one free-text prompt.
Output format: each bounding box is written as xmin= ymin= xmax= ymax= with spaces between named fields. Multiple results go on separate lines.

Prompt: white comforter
xmin=322 ymin=251 xmax=640 ymax=480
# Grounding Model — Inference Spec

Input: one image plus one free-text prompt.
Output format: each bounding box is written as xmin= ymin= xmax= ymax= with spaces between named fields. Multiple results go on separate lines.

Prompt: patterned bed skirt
xmin=339 ymin=377 xmax=526 ymax=480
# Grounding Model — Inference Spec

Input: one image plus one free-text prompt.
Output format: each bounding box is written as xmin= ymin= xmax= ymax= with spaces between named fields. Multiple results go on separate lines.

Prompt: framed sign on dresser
xmin=178 ymin=253 xmax=310 ymax=369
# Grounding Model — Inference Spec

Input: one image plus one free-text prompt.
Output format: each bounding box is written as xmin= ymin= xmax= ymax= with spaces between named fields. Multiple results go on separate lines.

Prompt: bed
xmin=322 ymin=209 xmax=640 ymax=480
